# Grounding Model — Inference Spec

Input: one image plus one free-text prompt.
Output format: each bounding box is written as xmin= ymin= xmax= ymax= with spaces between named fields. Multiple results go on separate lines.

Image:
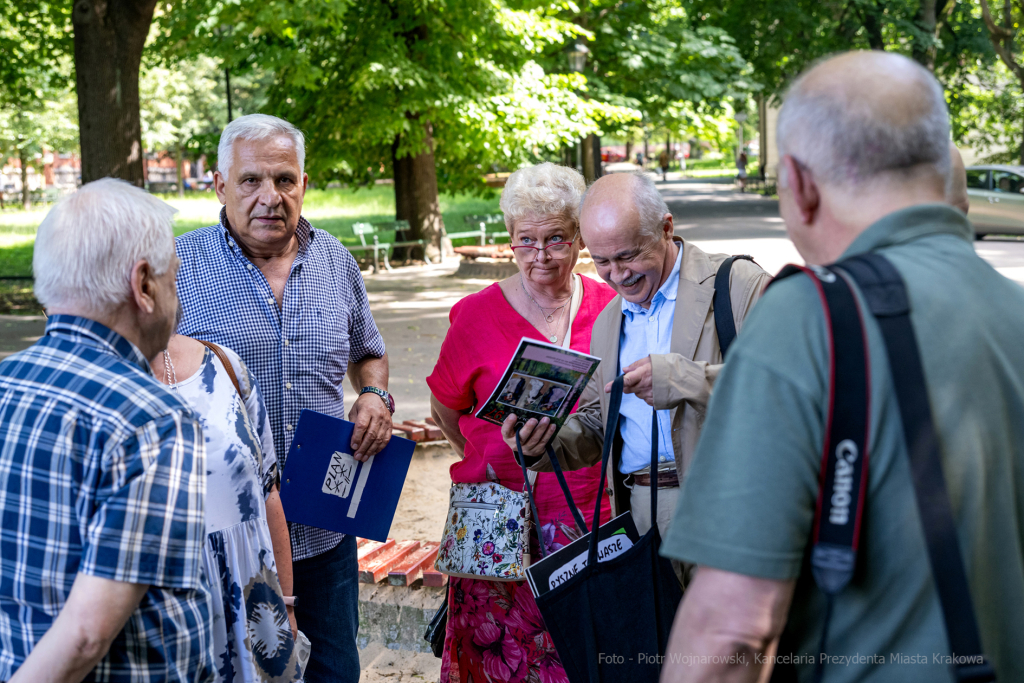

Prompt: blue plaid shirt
xmin=0 ymin=316 xmax=213 ymax=682
xmin=175 ymin=210 xmax=386 ymax=561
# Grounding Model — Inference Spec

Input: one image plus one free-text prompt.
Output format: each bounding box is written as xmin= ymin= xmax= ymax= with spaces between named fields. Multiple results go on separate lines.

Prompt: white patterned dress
xmin=171 ymin=345 xmax=302 ymax=683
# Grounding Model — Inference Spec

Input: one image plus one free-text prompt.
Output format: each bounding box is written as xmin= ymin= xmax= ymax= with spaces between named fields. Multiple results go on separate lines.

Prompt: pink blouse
xmin=427 ymin=275 xmax=617 ymax=549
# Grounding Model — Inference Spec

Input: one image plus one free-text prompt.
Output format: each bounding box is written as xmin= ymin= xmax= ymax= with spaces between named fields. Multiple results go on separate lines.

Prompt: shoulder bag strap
xmin=713 ymin=254 xmax=755 ymax=358
xmin=587 ymin=374 xmax=624 ymax=567
xmin=196 ymin=339 xmax=243 ymax=397
xmin=837 ymin=253 xmax=996 ymax=683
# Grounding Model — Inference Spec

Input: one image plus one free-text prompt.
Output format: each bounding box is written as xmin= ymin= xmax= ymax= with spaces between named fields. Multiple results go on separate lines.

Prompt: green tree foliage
xmin=156 ymin=0 xmax=635 ymax=190
xmin=691 ymin=0 xmax=1018 ymax=99
xmin=138 ymin=54 xmax=272 ymax=173
xmin=0 ymin=1 xmax=72 ymax=104
xmin=974 ymin=0 xmax=1024 ymax=162
xmin=694 ymin=0 xmax=1024 ymax=163
xmin=542 ymin=0 xmax=754 ymax=142
xmin=1 ymin=2 xmax=78 ymax=207
xmin=948 ymin=60 xmax=1023 ymax=163
xmin=155 ymin=0 xmax=640 ymax=250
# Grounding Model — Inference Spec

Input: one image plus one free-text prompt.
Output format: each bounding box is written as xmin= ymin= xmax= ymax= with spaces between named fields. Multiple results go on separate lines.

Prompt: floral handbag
xmin=434 ymin=480 xmax=532 ymax=581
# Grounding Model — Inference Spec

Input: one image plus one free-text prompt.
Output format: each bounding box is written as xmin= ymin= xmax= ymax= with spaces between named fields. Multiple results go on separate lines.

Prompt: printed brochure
xmin=475 ymin=337 xmax=601 ymax=432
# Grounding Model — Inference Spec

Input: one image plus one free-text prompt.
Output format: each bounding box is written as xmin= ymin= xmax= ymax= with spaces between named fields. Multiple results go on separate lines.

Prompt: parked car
xmin=965 ymin=165 xmax=1024 ymax=237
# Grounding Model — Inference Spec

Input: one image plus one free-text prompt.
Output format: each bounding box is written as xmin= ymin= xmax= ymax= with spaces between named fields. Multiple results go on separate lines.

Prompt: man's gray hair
xmin=33 ymin=178 xmax=177 ymax=315
xmin=218 ymin=114 xmax=306 ymax=179
xmin=777 ymin=53 xmax=951 ymax=186
xmin=580 ymin=172 xmax=670 ymax=238
xmin=500 ymin=163 xmax=586 ymax=234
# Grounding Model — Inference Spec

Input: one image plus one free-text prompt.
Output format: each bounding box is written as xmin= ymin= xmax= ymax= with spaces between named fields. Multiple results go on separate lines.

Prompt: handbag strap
xmin=713 ymin=255 xmax=754 ymax=358
xmin=588 ymin=375 xmax=624 ymax=566
xmin=837 ymin=253 xmax=995 ymax=683
xmin=648 ymin=406 xmax=659 ymax=529
xmin=516 ymin=433 xmax=590 ymax=562
xmin=196 ymin=339 xmax=243 ymax=398
xmin=517 ymin=429 xmax=548 ymax=560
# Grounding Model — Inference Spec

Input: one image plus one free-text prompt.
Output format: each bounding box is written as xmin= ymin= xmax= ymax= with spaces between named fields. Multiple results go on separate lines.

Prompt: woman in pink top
xmin=427 ymin=163 xmax=615 ymax=683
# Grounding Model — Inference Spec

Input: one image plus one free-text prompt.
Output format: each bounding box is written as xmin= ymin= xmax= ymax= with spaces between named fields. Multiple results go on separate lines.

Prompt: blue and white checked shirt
xmin=618 ymin=244 xmax=682 ymax=474
xmin=175 ymin=210 xmax=386 ymax=561
xmin=0 ymin=316 xmax=213 ymax=682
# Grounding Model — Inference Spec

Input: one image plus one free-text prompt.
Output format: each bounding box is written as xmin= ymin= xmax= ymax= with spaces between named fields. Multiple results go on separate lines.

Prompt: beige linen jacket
xmin=534 ymin=239 xmax=771 ymax=517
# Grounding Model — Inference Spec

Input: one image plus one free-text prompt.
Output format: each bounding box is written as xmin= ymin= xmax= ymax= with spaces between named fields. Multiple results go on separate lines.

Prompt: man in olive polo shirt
xmin=660 ymin=52 xmax=1024 ymax=683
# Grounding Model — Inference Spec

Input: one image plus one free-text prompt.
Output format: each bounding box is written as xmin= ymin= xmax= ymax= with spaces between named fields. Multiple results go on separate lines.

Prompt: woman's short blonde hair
xmin=499 ymin=163 xmax=586 ymax=235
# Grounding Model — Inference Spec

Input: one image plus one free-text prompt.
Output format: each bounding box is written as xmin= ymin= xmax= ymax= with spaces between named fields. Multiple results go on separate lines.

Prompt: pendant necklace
xmin=521 ymin=274 xmax=574 ymax=343
xmin=163 ymin=350 xmax=179 ymax=391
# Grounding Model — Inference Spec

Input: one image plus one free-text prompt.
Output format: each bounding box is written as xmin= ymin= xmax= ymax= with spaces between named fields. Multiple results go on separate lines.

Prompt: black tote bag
xmin=522 ymin=375 xmax=684 ymax=683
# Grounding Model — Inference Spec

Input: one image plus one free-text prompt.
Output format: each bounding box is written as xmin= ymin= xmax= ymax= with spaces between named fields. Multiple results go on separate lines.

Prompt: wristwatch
xmin=361 ymin=386 xmax=395 ymax=414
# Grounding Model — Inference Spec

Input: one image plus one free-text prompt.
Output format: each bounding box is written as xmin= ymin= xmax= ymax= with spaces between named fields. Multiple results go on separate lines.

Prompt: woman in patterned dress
xmin=427 ymin=163 xmax=616 ymax=683
xmin=152 ymin=334 xmax=305 ymax=682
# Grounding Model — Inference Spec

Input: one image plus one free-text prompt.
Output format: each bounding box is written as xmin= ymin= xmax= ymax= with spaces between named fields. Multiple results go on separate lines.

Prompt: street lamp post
xmin=567 ymin=42 xmax=589 ymax=74
xmin=567 ymin=42 xmax=589 ymax=174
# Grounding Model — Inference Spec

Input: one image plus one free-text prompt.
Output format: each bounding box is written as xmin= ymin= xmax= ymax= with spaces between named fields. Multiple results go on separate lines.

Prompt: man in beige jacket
xmin=502 ymin=172 xmax=770 ymax=536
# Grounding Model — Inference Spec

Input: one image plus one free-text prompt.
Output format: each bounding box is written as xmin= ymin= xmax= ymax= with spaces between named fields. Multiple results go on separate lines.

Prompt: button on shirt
xmin=0 ymin=316 xmax=213 ymax=682
xmin=618 ymin=244 xmax=682 ymax=474
xmin=176 ymin=210 xmax=386 ymax=561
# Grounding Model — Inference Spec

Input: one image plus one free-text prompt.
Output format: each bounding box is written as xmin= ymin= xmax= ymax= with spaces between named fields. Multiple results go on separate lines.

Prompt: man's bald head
xmin=581 ymin=173 xmax=669 ymax=240
xmin=778 ymin=51 xmax=951 ymax=187
xmin=580 ymin=172 xmax=678 ymax=308
xmin=947 ymin=142 xmax=970 ymax=214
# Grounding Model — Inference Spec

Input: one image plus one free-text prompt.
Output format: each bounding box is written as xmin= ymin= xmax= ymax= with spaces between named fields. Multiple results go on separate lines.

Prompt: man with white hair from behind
xmin=0 ymin=179 xmax=213 ymax=682
xmin=660 ymin=50 xmax=1024 ymax=683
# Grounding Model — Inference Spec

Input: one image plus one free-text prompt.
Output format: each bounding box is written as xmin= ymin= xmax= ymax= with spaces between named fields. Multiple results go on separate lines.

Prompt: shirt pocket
xmin=311 ymin=304 xmax=351 ymax=387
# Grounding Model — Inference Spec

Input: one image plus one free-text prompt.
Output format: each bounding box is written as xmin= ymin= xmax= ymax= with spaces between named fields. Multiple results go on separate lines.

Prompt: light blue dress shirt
xmin=618 ymin=243 xmax=682 ymax=474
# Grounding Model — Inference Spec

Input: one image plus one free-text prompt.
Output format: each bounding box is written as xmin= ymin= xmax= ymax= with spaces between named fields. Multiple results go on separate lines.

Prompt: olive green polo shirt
xmin=662 ymin=205 xmax=1024 ymax=682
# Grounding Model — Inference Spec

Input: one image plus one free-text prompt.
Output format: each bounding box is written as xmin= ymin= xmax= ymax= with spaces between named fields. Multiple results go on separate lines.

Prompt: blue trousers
xmin=292 ymin=535 xmax=360 ymax=683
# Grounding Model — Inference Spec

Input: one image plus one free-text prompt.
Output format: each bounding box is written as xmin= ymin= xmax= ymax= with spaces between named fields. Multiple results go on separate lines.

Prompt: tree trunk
xmin=1014 ymin=36 xmax=1023 ymax=165
xmin=72 ymin=0 xmax=157 ymax=186
xmin=625 ymin=140 xmax=633 ymax=164
xmin=392 ymin=121 xmax=445 ymax=261
xmin=582 ymin=135 xmax=597 ymax=183
xmin=912 ymin=0 xmax=938 ymax=69
xmin=864 ymin=6 xmax=885 ymax=50
xmin=176 ymin=145 xmax=185 ymax=198
xmin=225 ymin=68 xmax=234 ymax=124
xmin=19 ymin=149 xmax=30 ymax=210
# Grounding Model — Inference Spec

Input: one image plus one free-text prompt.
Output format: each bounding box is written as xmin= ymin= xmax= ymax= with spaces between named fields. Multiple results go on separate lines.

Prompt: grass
xmin=0 ymin=185 xmax=502 ymax=283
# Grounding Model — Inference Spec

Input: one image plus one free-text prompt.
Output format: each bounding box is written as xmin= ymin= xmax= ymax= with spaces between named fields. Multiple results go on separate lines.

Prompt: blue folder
xmin=279 ymin=409 xmax=415 ymax=542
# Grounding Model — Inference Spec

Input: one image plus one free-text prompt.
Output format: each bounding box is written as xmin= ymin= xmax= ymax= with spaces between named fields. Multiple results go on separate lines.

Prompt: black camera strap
xmin=770 ymin=263 xmax=871 ymax=683
xmin=837 ymin=253 xmax=995 ymax=683
xmin=769 ymin=254 xmax=995 ymax=683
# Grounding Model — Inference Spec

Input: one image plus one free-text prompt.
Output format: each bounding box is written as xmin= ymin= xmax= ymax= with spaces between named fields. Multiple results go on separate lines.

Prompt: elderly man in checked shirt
xmin=0 ymin=179 xmax=213 ymax=682
xmin=175 ymin=114 xmax=393 ymax=683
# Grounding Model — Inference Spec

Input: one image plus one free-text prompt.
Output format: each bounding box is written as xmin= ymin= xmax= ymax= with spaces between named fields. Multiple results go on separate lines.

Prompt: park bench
xmin=350 ymin=220 xmax=432 ymax=273
xmin=146 ymin=181 xmax=179 ymax=194
xmin=28 ymin=187 xmax=62 ymax=206
xmin=446 ymin=213 xmax=508 ymax=246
